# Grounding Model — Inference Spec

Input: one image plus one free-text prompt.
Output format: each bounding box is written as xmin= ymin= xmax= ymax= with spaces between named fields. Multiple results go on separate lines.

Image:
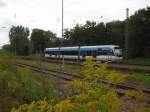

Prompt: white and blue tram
xmin=44 ymin=45 xmax=123 ymax=61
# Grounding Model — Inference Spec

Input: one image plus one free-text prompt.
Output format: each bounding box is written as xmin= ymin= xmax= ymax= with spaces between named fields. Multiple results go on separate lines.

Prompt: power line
xmin=65 ymin=0 xmax=81 ymax=6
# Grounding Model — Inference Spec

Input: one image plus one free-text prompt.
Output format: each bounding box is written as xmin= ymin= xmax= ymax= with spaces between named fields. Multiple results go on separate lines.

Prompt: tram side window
xmin=98 ymin=48 xmax=113 ymax=55
xmin=61 ymin=51 xmax=78 ymax=55
xmin=85 ymin=51 xmax=97 ymax=56
xmin=81 ymin=51 xmax=86 ymax=57
xmin=60 ymin=51 xmax=64 ymax=55
xmin=72 ymin=51 xmax=78 ymax=55
xmin=98 ymin=48 xmax=103 ymax=55
xmin=45 ymin=51 xmax=48 ymax=54
xmin=87 ymin=51 xmax=92 ymax=56
xmin=48 ymin=51 xmax=52 ymax=55
xmin=92 ymin=51 xmax=97 ymax=57
xmin=53 ymin=51 xmax=59 ymax=55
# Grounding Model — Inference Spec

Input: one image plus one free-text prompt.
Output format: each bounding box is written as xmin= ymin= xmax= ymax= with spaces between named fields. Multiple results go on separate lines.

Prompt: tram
xmin=44 ymin=45 xmax=123 ymax=61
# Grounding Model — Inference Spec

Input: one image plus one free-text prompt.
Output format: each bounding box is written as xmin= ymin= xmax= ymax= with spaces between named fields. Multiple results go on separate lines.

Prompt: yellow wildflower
xmin=54 ymin=100 xmax=78 ymax=112
xmin=85 ymin=101 xmax=99 ymax=112
xmin=70 ymin=93 xmax=88 ymax=102
xmin=107 ymin=70 xmax=126 ymax=84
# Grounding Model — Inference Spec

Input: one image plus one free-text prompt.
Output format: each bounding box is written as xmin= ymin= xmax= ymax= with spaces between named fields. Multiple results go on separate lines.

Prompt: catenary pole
xmin=124 ymin=8 xmax=129 ymax=59
xmin=61 ymin=0 xmax=64 ymax=71
xmin=62 ymin=0 xmax=64 ymax=40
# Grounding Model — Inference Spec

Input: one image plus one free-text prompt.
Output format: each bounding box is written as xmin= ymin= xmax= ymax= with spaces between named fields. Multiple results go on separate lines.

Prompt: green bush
xmin=0 ymin=53 xmax=59 ymax=111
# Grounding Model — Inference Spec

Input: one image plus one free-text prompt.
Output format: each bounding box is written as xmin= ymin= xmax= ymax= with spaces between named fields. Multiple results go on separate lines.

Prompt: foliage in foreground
xmin=0 ymin=53 xmax=59 ymax=111
xmin=11 ymin=58 xmax=123 ymax=112
xmin=0 ymin=55 xmax=149 ymax=112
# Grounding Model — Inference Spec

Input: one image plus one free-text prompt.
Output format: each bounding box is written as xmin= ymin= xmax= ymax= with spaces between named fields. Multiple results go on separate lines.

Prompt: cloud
xmin=0 ymin=17 xmax=14 ymax=28
xmin=0 ymin=0 xmax=7 ymax=7
xmin=0 ymin=18 xmax=14 ymax=46
xmin=0 ymin=0 xmax=149 ymax=46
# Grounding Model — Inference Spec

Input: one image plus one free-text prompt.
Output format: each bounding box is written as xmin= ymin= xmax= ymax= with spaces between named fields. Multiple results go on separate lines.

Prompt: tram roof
xmin=45 ymin=45 xmax=118 ymax=52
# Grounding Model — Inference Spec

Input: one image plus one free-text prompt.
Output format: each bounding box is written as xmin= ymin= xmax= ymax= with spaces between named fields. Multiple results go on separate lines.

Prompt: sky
xmin=0 ymin=0 xmax=150 ymax=46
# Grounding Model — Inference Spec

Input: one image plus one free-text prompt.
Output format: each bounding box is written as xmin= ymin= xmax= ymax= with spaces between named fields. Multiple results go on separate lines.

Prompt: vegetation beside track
xmin=15 ymin=59 xmax=82 ymax=74
xmin=15 ymin=59 xmax=150 ymax=86
xmin=12 ymin=57 xmax=149 ymax=112
xmin=127 ymin=72 xmax=150 ymax=86
xmin=1 ymin=53 xmax=150 ymax=112
xmin=17 ymin=56 xmax=150 ymax=67
xmin=118 ymin=58 xmax=150 ymax=66
xmin=0 ymin=54 xmax=60 ymax=111
xmin=16 ymin=56 xmax=150 ymax=73
xmin=12 ymin=58 xmax=150 ymax=112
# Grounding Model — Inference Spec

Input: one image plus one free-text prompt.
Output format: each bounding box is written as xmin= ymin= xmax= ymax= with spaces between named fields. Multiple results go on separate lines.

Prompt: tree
xmin=63 ymin=21 xmax=107 ymax=46
xmin=106 ymin=21 xmax=125 ymax=48
xmin=2 ymin=44 xmax=12 ymax=53
xmin=30 ymin=29 xmax=57 ymax=54
xmin=9 ymin=25 xmax=30 ymax=56
xmin=63 ymin=29 xmax=74 ymax=46
xmin=92 ymin=22 xmax=107 ymax=45
xmin=128 ymin=7 xmax=150 ymax=58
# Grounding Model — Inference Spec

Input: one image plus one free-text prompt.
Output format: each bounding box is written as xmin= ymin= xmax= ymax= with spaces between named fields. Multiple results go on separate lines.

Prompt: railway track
xmin=15 ymin=61 xmax=150 ymax=95
xmin=15 ymin=62 xmax=80 ymax=81
xmin=16 ymin=57 xmax=150 ymax=74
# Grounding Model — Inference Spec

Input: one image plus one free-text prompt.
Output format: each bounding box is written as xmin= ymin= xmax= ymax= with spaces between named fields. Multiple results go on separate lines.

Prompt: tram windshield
xmin=114 ymin=47 xmax=122 ymax=56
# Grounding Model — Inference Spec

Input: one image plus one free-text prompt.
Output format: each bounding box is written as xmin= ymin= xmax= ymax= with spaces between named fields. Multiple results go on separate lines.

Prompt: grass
xmin=15 ymin=59 xmax=82 ymax=74
xmin=119 ymin=58 xmax=150 ymax=66
xmin=0 ymin=65 xmax=59 ymax=111
xmin=17 ymin=56 xmax=150 ymax=67
xmin=15 ymin=59 xmax=150 ymax=86
xmin=126 ymin=72 xmax=150 ymax=86
xmin=3 ymin=57 xmax=148 ymax=112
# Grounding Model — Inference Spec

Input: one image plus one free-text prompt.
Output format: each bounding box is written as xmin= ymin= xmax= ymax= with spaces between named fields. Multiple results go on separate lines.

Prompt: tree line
xmin=2 ymin=7 xmax=150 ymax=58
xmin=2 ymin=27 xmax=59 ymax=56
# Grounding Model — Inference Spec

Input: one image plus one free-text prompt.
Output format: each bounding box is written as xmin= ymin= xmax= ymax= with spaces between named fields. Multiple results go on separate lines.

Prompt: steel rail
xmin=16 ymin=57 xmax=150 ymax=74
xmin=14 ymin=62 xmax=150 ymax=94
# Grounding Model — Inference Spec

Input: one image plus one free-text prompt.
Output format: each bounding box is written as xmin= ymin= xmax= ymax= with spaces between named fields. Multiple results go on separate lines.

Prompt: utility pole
xmin=146 ymin=0 xmax=149 ymax=8
xmin=15 ymin=43 xmax=17 ymax=56
xmin=124 ymin=8 xmax=129 ymax=59
xmin=62 ymin=0 xmax=64 ymax=40
xmin=61 ymin=0 xmax=64 ymax=71
xmin=78 ymin=45 xmax=81 ymax=63
xmin=14 ymin=14 xmax=17 ymax=26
